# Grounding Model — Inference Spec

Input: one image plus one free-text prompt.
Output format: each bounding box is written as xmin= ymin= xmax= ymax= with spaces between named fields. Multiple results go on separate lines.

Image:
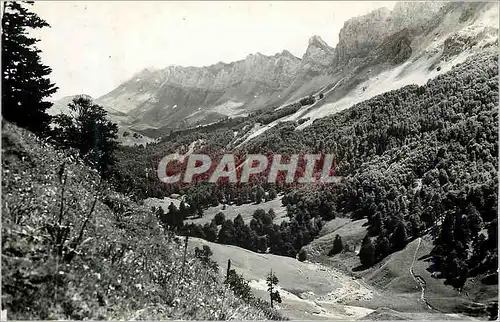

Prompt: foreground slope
xmin=1 ymin=122 xmax=281 ymax=320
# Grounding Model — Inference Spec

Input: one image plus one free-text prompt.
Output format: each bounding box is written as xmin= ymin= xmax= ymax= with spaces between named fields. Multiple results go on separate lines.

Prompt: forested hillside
xmin=111 ymin=49 xmax=498 ymax=292
xmin=255 ymin=49 xmax=499 ymax=290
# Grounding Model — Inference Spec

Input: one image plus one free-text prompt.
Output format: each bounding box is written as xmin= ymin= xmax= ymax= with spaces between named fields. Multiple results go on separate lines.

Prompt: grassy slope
xmin=188 ymin=237 xmax=375 ymax=320
xmin=188 ymin=235 xmax=485 ymax=320
xmin=293 ymin=214 xmax=496 ymax=318
xmin=186 ymin=196 xmax=289 ymax=225
xmin=304 ymin=218 xmax=368 ymax=257
xmin=305 ymin=219 xmax=496 ymax=316
xmin=145 ymin=195 xmax=289 ymax=226
xmin=1 ymin=122 xmax=279 ymax=320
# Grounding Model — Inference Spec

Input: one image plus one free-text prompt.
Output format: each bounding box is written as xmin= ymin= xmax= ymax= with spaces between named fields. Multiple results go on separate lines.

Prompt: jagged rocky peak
xmin=132 ymin=67 xmax=158 ymax=79
xmin=301 ymin=35 xmax=335 ymax=69
xmin=275 ymin=49 xmax=300 ymax=60
xmin=308 ymin=35 xmax=332 ymax=49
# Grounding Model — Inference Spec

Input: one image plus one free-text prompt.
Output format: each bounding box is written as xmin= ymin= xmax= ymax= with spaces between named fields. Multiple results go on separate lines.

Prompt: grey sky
xmin=31 ymin=1 xmax=396 ymax=100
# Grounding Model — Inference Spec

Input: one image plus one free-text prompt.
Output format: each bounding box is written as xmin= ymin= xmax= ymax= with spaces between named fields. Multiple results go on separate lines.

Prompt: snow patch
xmin=212 ymin=101 xmax=245 ymax=116
xmin=297 ymin=49 xmax=474 ymax=130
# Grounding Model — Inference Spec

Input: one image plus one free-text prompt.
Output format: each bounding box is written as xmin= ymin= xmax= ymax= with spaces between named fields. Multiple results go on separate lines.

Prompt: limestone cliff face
xmin=96 ymin=51 xmax=303 ymax=131
xmin=334 ymin=8 xmax=393 ymax=66
xmin=157 ymin=51 xmax=301 ymax=90
xmin=332 ymin=2 xmax=444 ymax=67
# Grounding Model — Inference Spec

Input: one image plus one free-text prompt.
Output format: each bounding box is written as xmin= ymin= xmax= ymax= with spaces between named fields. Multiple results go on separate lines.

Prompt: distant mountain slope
xmin=84 ymin=2 xmax=497 ymax=139
xmin=96 ymin=51 xmax=303 ymax=131
xmin=235 ymin=1 xmax=498 ymax=142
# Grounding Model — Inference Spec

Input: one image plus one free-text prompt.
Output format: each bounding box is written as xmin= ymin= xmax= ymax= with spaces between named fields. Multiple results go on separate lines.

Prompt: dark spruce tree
xmin=297 ymin=248 xmax=307 ymax=262
xmin=390 ymin=221 xmax=408 ymax=251
xmin=214 ymin=211 xmax=226 ymax=225
xmin=359 ymin=235 xmax=375 ymax=267
xmin=2 ymin=1 xmax=58 ymax=136
xmin=329 ymin=234 xmax=343 ymax=256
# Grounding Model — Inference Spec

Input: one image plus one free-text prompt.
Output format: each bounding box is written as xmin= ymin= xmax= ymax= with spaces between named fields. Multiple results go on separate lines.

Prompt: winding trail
xmin=409 ymin=238 xmax=434 ymax=311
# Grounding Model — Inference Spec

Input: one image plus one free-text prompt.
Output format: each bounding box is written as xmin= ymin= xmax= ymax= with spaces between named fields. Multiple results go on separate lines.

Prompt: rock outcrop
xmin=332 ymin=2 xmax=444 ymax=68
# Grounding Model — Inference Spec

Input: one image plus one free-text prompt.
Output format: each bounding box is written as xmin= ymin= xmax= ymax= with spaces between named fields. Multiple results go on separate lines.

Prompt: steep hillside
xmin=237 ymin=1 xmax=498 ymax=139
xmin=188 ymin=237 xmax=376 ymax=320
xmin=188 ymin=236 xmax=488 ymax=320
xmin=1 ymin=121 xmax=283 ymax=320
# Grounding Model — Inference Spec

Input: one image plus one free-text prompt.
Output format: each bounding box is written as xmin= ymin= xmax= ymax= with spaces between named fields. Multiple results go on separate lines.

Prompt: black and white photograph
xmin=1 ymin=1 xmax=499 ymax=320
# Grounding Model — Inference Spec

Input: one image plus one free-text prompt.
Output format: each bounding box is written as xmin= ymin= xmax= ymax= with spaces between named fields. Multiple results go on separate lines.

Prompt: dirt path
xmin=410 ymin=237 xmax=434 ymax=311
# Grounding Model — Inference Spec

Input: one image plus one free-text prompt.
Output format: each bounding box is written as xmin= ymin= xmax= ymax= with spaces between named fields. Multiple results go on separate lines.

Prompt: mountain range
xmin=50 ymin=1 xmax=499 ymax=143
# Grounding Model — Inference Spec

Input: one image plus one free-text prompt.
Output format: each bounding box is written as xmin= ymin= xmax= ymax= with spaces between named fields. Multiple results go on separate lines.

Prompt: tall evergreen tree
xmin=329 ymin=234 xmax=343 ymax=256
xmin=218 ymin=220 xmax=236 ymax=245
xmin=266 ymin=270 xmax=281 ymax=308
xmin=297 ymin=248 xmax=307 ymax=262
xmin=2 ymin=1 xmax=58 ymax=135
xmin=390 ymin=221 xmax=408 ymax=251
xmin=203 ymin=222 xmax=218 ymax=242
xmin=374 ymin=235 xmax=390 ymax=261
xmin=359 ymin=235 xmax=375 ymax=267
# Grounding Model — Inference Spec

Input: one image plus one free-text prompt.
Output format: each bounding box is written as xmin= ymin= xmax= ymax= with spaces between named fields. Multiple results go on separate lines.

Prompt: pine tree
xmin=374 ymin=235 xmax=390 ymax=261
xmin=329 ymin=234 xmax=343 ymax=256
xmin=390 ymin=221 xmax=408 ymax=251
xmin=359 ymin=235 xmax=375 ymax=267
xmin=233 ymin=214 xmax=245 ymax=229
xmin=218 ymin=220 xmax=236 ymax=245
xmin=214 ymin=212 xmax=225 ymax=225
xmin=203 ymin=222 xmax=218 ymax=242
xmin=165 ymin=202 xmax=178 ymax=229
xmin=225 ymin=269 xmax=253 ymax=302
xmin=269 ymin=187 xmax=278 ymax=200
xmin=297 ymin=248 xmax=307 ymax=262
xmin=2 ymin=1 xmax=58 ymax=135
xmin=255 ymin=185 xmax=265 ymax=204
xmin=266 ymin=270 xmax=281 ymax=308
